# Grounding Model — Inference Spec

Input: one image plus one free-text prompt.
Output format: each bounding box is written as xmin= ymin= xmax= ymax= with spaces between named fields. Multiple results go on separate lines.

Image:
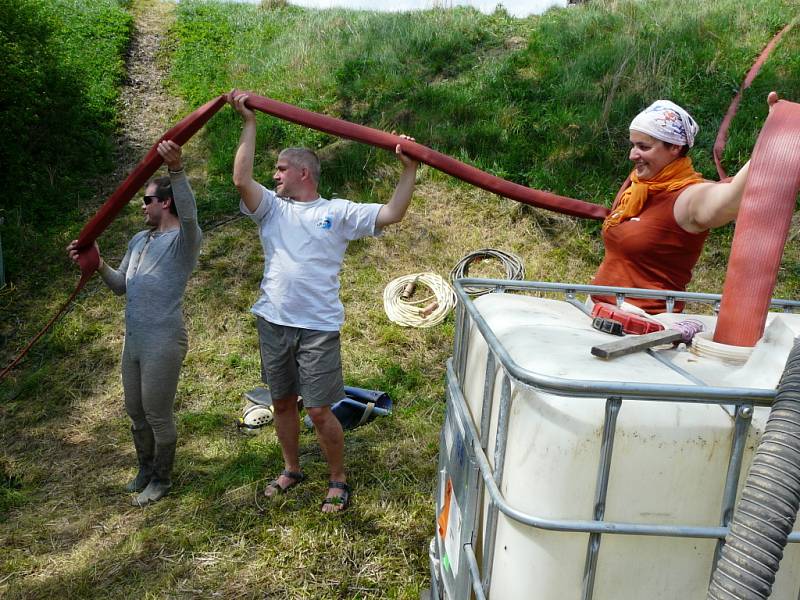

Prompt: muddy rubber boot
xmin=132 ymin=442 xmax=175 ymax=507
xmin=125 ymin=425 xmax=155 ymax=493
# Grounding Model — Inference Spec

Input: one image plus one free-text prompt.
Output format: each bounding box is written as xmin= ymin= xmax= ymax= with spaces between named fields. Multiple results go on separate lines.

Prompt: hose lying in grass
xmin=450 ymin=248 xmax=525 ymax=296
xmin=383 ymin=273 xmax=457 ymax=328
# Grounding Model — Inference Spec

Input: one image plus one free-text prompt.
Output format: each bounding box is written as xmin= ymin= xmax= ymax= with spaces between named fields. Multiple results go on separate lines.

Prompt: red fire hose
xmin=240 ymin=92 xmax=608 ymax=220
xmin=75 ymin=95 xmax=228 ymax=250
xmin=713 ymin=18 xmax=797 ymax=180
xmin=0 ymin=92 xmax=607 ymax=380
xmin=0 ymin=95 xmax=229 ymax=380
xmin=2 ymin=57 xmax=797 ymax=377
xmin=714 ymin=99 xmax=800 ymax=347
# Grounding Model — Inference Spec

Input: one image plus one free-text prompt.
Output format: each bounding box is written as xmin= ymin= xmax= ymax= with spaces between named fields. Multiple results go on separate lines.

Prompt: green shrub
xmin=0 ymin=0 xmax=131 ymax=274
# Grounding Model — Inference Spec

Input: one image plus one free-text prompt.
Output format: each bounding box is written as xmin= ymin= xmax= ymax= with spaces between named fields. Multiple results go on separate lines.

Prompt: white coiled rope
xmin=383 ymin=272 xmax=457 ymax=328
xmin=450 ymin=248 xmax=525 ymax=296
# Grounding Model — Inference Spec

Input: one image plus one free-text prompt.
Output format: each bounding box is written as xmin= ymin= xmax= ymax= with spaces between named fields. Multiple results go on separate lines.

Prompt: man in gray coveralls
xmin=67 ymin=140 xmax=202 ymax=506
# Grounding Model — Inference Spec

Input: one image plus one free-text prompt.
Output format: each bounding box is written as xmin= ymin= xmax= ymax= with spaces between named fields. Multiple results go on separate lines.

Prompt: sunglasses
xmin=143 ymin=195 xmax=163 ymax=205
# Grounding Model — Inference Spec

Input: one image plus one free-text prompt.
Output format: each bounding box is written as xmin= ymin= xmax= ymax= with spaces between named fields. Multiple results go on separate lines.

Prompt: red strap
xmin=241 ymin=92 xmax=609 ymax=221
xmin=714 ymin=100 xmax=800 ymax=346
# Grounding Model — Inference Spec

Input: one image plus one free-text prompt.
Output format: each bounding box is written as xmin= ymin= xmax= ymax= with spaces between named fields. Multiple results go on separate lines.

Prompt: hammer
xmin=591 ymin=320 xmax=704 ymax=360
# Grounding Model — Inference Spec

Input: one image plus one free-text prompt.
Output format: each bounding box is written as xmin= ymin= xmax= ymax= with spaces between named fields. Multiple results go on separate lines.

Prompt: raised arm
xmin=376 ymin=137 xmax=419 ymax=229
xmin=675 ymin=91 xmax=779 ymax=232
xmin=229 ymin=91 xmax=263 ymax=213
xmin=157 ymin=140 xmax=201 ymax=249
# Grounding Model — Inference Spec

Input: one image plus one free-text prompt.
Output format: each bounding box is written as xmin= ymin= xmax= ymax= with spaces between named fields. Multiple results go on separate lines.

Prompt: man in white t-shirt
xmin=229 ymin=92 xmax=419 ymax=512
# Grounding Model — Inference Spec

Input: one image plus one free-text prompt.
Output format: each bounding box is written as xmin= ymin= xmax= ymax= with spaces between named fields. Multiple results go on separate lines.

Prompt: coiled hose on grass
xmin=707 ymin=339 xmax=800 ymax=600
xmin=449 ymin=248 xmax=525 ymax=296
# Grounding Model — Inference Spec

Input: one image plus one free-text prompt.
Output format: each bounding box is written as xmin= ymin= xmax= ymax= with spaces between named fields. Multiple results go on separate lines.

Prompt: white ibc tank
xmin=461 ymin=293 xmax=800 ymax=600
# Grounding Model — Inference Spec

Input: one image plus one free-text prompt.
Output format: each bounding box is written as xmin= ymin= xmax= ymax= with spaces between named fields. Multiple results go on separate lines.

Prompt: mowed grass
xmin=2 ymin=0 xmax=800 ymax=597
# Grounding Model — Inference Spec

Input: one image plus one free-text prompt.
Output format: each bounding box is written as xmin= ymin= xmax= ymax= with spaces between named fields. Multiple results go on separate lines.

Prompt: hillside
xmin=1 ymin=0 xmax=799 ymax=597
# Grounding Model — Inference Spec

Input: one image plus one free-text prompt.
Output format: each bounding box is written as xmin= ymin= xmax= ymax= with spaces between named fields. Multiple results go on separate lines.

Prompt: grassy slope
xmin=2 ymin=0 xmax=800 ymax=597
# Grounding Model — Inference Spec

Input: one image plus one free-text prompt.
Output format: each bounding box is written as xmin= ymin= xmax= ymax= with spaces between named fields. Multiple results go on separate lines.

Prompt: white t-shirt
xmin=242 ymin=184 xmax=382 ymax=331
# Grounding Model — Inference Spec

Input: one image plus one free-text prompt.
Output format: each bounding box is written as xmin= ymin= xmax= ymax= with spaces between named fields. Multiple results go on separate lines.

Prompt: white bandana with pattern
xmin=629 ymin=100 xmax=699 ymax=148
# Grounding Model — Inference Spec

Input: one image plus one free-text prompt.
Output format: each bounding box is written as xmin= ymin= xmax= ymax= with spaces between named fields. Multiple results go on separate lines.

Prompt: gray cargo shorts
xmin=256 ymin=317 xmax=345 ymax=408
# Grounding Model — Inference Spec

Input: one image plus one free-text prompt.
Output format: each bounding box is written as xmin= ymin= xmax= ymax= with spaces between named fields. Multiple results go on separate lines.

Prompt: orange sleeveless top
xmin=591 ymin=183 xmax=708 ymax=314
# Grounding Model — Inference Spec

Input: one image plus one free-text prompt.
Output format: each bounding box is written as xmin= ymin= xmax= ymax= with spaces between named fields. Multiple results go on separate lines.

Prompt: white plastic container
xmin=456 ymin=293 xmax=800 ymax=600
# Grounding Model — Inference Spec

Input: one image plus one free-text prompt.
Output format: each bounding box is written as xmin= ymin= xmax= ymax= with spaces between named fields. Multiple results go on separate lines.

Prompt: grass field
xmin=2 ymin=0 xmax=800 ymax=597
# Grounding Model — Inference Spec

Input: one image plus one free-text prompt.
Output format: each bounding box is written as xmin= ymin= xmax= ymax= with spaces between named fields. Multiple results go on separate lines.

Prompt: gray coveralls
xmin=98 ymin=171 xmax=201 ymax=448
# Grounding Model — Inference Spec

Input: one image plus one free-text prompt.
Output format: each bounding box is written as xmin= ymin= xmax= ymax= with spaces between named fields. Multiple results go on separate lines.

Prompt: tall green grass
xmin=0 ymin=0 xmax=132 ymax=280
xmin=168 ymin=0 xmax=800 ymax=215
xmin=0 ymin=0 xmax=131 ymax=515
xmin=0 ymin=0 xmax=132 ymax=210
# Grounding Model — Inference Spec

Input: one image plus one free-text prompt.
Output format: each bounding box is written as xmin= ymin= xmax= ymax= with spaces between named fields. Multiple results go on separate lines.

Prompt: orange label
xmin=437 ymin=478 xmax=453 ymax=538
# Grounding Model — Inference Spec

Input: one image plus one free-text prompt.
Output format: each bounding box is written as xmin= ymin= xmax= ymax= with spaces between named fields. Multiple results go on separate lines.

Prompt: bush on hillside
xmin=0 ymin=0 xmax=131 ymax=274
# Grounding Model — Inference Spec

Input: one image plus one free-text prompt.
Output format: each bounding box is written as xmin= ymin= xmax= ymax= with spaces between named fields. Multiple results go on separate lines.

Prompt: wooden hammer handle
xmin=591 ymin=330 xmax=684 ymax=360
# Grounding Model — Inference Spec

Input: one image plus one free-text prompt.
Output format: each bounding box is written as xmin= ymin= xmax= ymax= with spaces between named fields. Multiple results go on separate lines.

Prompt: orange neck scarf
xmin=603 ymin=157 xmax=704 ymax=230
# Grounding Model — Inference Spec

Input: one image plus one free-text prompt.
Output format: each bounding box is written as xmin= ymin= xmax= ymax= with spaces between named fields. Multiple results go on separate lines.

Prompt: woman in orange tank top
xmin=591 ymin=93 xmax=779 ymax=313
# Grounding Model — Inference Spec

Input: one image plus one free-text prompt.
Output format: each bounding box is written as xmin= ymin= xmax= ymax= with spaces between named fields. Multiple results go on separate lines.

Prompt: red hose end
xmin=77 ymin=244 xmax=100 ymax=280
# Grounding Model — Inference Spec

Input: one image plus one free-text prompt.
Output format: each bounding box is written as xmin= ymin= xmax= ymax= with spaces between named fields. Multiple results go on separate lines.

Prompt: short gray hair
xmin=278 ymin=147 xmax=321 ymax=184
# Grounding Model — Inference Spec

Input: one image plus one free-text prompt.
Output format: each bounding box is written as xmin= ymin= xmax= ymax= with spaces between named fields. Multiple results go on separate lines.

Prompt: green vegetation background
xmin=1 ymin=0 xmax=799 ymax=597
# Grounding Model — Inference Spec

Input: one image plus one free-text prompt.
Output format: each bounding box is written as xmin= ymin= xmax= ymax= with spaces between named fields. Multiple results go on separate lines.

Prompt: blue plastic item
xmin=304 ymin=385 xmax=392 ymax=430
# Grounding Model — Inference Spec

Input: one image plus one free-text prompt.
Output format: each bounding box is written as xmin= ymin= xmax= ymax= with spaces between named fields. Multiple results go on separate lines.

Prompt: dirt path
xmin=114 ymin=0 xmax=180 ymax=176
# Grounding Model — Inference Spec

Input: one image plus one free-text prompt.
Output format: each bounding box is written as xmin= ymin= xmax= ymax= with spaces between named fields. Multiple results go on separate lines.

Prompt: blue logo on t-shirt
xmin=316 ymin=216 xmax=332 ymax=230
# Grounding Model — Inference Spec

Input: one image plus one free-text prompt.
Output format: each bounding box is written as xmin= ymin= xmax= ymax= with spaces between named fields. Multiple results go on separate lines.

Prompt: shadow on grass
xmin=2 ymin=408 xmax=438 ymax=598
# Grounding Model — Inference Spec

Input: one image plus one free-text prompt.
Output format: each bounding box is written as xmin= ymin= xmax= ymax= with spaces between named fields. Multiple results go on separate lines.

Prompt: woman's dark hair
xmin=664 ymin=142 xmax=690 ymax=157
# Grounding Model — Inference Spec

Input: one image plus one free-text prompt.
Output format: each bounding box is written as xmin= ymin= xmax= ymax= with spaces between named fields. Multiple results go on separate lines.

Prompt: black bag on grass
xmin=304 ymin=386 xmax=392 ymax=430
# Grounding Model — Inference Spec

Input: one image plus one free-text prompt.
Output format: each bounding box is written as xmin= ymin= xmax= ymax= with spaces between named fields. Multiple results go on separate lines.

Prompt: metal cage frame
xmin=431 ymin=279 xmax=800 ymax=600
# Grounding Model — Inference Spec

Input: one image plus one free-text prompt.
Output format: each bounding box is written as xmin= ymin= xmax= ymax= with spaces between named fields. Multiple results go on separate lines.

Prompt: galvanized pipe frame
xmin=480 ymin=374 xmax=512 ymax=595
xmin=447 ymin=279 xmax=800 ymax=531
xmin=454 ymin=298 xmax=470 ymax=386
xmin=476 ymin=351 xmax=497 ymax=596
xmin=441 ymin=364 xmax=799 ymax=600
xmin=711 ymin=406 xmax=754 ymax=573
xmin=441 ymin=280 xmax=800 ymax=598
xmin=455 ymin=278 xmax=800 ymax=314
xmin=464 ymin=543 xmax=488 ymax=600
xmin=479 ymin=352 xmax=497 ymax=449
xmin=581 ymin=397 xmax=623 ymax=600
xmin=445 ymin=359 xmax=800 ymax=542
xmin=452 ymin=279 xmax=800 ymax=406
